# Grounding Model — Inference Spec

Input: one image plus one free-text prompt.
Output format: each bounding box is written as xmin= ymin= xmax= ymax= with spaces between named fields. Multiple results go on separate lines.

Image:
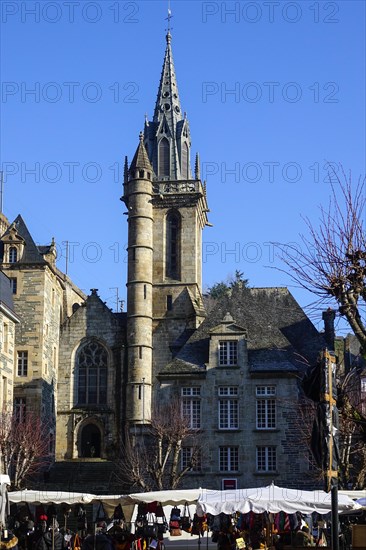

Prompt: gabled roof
xmin=209 ymin=312 xmax=247 ymax=336
xmin=159 ymin=286 xmax=325 ymax=375
xmin=2 ymin=215 xmax=45 ymax=264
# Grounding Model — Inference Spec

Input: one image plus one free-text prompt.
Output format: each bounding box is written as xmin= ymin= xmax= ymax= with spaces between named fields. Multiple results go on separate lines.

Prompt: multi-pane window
xmin=256 ymin=386 xmax=276 ymax=429
xmin=9 ymin=278 xmax=17 ymax=294
xmin=182 ymin=387 xmax=201 ymax=429
xmin=219 ymin=446 xmax=239 ymax=472
xmin=219 ymin=341 xmax=238 ymax=366
xmin=218 ymin=387 xmax=239 ymax=429
xmin=181 ymin=447 xmax=201 ymax=471
xmin=17 ymin=351 xmax=28 ymax=376
xmin=77 ymin=341 xmax=108 ymax=405
xmin=256 ymin=446 xmax=277 ymax=472
xmin=9 ymin=246 xmax=18 ymax=263
xmin=14 ymin=397 xmax=26 ymax=423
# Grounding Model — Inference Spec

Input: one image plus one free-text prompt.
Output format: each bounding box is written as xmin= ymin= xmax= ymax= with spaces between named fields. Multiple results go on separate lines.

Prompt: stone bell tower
xmin=124 ymin=31 xmax=210 ymax=425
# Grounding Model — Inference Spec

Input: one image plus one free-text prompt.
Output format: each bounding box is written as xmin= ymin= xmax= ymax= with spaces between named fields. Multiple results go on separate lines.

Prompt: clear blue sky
xmin=1 ymin=0 xmax=365 ymax=335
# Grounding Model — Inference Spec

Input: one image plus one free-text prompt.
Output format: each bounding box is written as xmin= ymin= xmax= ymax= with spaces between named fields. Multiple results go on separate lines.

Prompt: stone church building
xmin=0 ymin=32 xmax=327 ymax=491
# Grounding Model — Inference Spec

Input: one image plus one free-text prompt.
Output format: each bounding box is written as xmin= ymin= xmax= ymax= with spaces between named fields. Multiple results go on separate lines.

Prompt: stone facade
xmin=0 ymin=270 xmax=20 ymax=411
xmin=0 ymin=32 xmax=330 ymax=491
xmin=0 ymin=215 xmax=85 ymax=455
xmin=56 ymin=291 xmax=125 ymax=460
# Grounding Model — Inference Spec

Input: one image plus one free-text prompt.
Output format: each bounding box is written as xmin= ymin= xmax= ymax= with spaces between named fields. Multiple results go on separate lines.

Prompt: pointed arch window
xmin=181 ymin=142 xmax=189 ymax=179
xmin=9 ymin=246 xmax=18 ymax=263
xmin=77 ymin=341 xmax=108 ymax=405
xmin=166 ymin=210 xmax=181 ymax=280
xmin=159 ymin=137 xmax=170 ymax=177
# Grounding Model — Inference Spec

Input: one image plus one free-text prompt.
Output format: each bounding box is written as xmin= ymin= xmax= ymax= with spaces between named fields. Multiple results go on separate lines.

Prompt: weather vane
xmin=166 ymin=0 xmax=173 ymax=32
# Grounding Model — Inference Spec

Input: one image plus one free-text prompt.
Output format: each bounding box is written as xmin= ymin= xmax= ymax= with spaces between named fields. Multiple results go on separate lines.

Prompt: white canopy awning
xmin=8 ymin=488 xmax=201 ymax=507
xmin=8 ymin=485 xmax=359 ymax=516
xmin=196 ymin=485 xmax=358 ymax=516
xmin=8 ymin=490 xmax=96 ymax=505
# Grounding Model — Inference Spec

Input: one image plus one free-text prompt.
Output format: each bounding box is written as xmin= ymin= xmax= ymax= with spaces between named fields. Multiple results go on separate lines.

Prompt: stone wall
xmin=57 ymin=292 xmax=125 ymax=460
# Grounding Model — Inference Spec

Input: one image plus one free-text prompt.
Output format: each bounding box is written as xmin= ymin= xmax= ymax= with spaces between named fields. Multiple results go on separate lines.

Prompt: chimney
xmin=322 ymin=308 xmax=336 ymax=350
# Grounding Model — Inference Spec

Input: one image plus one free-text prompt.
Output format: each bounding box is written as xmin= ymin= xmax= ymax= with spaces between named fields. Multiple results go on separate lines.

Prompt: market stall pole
xmin=0 ymin=474 xmax=10 ymax=529
xmin=323 ymin=350 xmax=339 ymax=550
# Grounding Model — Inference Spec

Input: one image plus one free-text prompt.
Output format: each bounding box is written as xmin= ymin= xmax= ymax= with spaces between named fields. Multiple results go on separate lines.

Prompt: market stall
xmin=196 ymin=484 xmax=357 ymax=515
xmin=3 ymin=485 xmax=361 ymax=550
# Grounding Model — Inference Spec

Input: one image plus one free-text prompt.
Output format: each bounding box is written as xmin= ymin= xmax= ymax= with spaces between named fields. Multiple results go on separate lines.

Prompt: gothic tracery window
xmin=77 ymin=341 xmax=108 ymax=405
xmin=181 ymin=142 xmax=189 ymax=179
xmin=159 ymin=137 xmax=170 ymax=177
xmin=166 ymin=210 xmax=181 ymax=280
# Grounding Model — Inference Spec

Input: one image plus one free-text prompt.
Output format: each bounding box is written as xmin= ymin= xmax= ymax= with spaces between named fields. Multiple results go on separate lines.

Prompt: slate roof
xmin=2 ymin=215 xmax=47 ymax=264
xmin=159 ymin=286 xmax=325 ymax=376
xmin=0 ymin=271 xmax=15 ymax=310
xmin=0 ymin=271 xmax=19 ymax=321
xmin=129 ymin=133 xmax=154 ymax=174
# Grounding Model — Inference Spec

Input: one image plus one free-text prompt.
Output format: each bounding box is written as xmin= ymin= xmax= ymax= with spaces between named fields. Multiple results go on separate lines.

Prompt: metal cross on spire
xmin=165 ymin=0 xmax=173 ymax=32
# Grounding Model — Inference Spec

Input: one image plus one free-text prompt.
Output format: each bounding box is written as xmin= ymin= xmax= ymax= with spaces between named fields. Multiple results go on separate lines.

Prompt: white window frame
xmin=218 ymin=387 xmax=239 ymax=429
xmin=14 ymin=397 xmax=26 ymax=423
xmin=182 ymin=387 xmax=201 ymax=429
xmin=17 ymin=351 xmax=28 ymax=376
xmin=256 ymin=446 xmax=277 ymax=472
xmin=9 ymin=246 xmax=18 ymax=263
xmin=181 ymin=446 xmax=201 ymax=471
xmin=256 ymin=385 xmax=276 ymax=429
xmin=219 ymin=446 xmax=239 ymax=472
xmin=219 ymin=341 xmax=238 ymax=366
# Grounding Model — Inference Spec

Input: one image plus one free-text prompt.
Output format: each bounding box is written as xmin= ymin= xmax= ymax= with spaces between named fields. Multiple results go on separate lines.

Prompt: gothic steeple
xmin=144 ymin=32 xmax=191 ymax=181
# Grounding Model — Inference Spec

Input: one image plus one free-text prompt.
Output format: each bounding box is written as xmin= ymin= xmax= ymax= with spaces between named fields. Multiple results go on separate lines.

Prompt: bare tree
xmin=337 ymin=366 xmax=366 ymax=488
xmin=275 ymin=167 xmax=366 ymax=355
xmin=114 ymin=399 xmax=201 ymax=491
xmin=0 ymin=408 xmax=51 ymax=489
xmin=290 ymin=390 xmax=366 ymax=490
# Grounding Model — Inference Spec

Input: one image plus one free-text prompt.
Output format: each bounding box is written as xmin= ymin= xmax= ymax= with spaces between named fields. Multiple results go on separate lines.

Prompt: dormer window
xmin=219 ymin=341 xmax=238 ymax=366
xmin=9 ymin=246 xmax=18 ymax=263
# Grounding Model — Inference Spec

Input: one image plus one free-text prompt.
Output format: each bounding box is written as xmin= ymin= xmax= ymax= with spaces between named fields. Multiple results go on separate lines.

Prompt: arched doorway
xmin=80 ymin=423 xmax=101 ymax=458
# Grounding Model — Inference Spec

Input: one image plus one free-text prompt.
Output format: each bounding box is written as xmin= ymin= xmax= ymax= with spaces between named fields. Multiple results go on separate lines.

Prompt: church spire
xmin=144 ymin=32 xmax=192 ymax=181
xmin=153 ymin=32 xmax=183 ymax=125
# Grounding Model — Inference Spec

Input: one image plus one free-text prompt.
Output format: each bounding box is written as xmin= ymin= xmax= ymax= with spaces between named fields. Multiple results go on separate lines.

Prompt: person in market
xmin=293 ymin=526 xmax=315 ymax=547
xmin=33 ymin=521 xmax=66 ymax=550
xmin=81 ymin=522 xmax=114 ymax=550
xmin=0 ymin=530 xmax=19 ymax=550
